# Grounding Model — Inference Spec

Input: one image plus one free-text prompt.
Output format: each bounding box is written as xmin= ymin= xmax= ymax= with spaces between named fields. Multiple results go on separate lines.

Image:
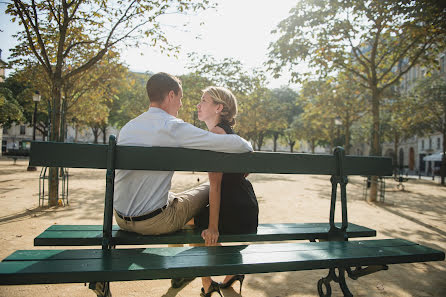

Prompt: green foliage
xmin=293 ymin=80 xmax=334 ymax=153
xmin=268 ymin=0 xmax=445 ymax=84
xmin=67 ymin=51 xmax=128 ymax=128
xmin=268 ymin=87 xmax=300 ymax=151
xmin=268 ymin=0 xmax=446 ymax=158
xmin=109 ymin=72 xmax=150 ymax=129
xmin=407 ymin=74 xmax=446 ymax=137
xmin=178 ymin=72 xmax=212 ymax=128
xmin=186 ymin=54 xmax=272 ymax=149
xmin=7 ymin=0 xmax=215 ymax=145
xmin=7 ymin=50 xmax=127 ymax=140
xmin=0 ymin=83 xmax=23 ymax=126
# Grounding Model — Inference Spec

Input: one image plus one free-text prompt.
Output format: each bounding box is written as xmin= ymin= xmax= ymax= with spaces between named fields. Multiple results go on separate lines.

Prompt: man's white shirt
xmin=114 ymin=107 xmax=253 ymax=217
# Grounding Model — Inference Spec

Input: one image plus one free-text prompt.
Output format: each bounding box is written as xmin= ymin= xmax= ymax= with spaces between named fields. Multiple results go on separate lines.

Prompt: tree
xmin=332 ymin=72 xmax=368 ymax=154
xmin=178 ymin=72 xmax=212 ymax=128
xmin=294 ymin=80 xmax=334 ymax=153
xmin=66 ymin=51 xmax=127 ymax=143
xmin=7 ymin=0 xmax=213 ymax=205
xmin=109 ymin=72 xmax=149 ymax=129
xmin=7 ymin=65 xmax=53 ymax=139
xmin=282 ymin=127 xmax=297 ymax=152
xmin=186 ymin=54 xmax=270 ymax=149
xmin=408 ymin=74 xmax=446 ymax=185
xmin=268 ymin=0 xmax=446 ymax=202
xmin=0 ymin=81 xmax=23 ymax=126
xmin=267 ymin=87 xmax=300 ymax=151
xmin=380 ymin=88 xmax=415 ymax=170
xmin=237 ymin=84 xmax=270 ymax=150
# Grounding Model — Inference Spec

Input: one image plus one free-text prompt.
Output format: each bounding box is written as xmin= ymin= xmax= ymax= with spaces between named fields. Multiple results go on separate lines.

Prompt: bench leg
xmin=89 ymin=281 xmax=112 ymax=297
xmin=317 ymin=265 xmax=389 ymax=296
xmin=346 ymin=265 xmax=388 ymax=280
xmin=317 ymin=267 xmax=353 ymax=297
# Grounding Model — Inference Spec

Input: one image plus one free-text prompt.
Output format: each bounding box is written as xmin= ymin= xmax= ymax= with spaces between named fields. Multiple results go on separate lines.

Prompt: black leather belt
xmin=116 ymin=205 xmax=167 ymax=222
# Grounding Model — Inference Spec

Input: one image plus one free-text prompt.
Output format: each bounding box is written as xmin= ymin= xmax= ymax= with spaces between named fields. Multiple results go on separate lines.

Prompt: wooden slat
xmin=1 ymin=239 xmax=444 ymax=285
xmin=29 ymin=142 xmax=107 ymax=169
xmin=29 ymin=141 xmax=393 ymax=176
xmin=34 ymin=223 xmax=376 ymax=246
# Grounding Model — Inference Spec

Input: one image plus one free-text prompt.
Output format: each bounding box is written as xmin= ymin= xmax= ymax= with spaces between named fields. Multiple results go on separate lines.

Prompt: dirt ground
xmin=0 ymin=158 xmax=445 ymax=297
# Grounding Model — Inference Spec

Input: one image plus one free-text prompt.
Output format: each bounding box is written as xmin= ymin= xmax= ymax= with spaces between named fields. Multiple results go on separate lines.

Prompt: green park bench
xmin=0 ymin=135 xmax=444 ymax=297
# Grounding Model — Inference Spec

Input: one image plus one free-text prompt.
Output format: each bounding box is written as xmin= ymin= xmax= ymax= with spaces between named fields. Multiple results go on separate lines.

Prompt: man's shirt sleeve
xmin=171 ymin=119 xmax=253 ymax=153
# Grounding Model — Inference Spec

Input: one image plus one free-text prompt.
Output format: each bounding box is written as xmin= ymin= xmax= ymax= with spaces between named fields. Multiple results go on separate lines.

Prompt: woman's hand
xmin=201 ymin=228 xmax=219 ymax=246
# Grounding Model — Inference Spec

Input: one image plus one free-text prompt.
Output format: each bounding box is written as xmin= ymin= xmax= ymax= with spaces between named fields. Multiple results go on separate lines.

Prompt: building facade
xmin=2 ymin=123 xmax=119 ymax=155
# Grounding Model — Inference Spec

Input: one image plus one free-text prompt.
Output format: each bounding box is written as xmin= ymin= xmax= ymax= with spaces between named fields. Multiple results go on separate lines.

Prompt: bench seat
xmin=1 ymin=239 xmax=443 ymax=285
xmin=34 ymin=223 xmax=376 ymax=246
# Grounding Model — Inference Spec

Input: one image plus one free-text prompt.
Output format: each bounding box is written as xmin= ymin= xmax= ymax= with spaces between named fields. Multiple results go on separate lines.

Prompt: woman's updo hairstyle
xmin=203 ymin=86 xmax=238 ymax=126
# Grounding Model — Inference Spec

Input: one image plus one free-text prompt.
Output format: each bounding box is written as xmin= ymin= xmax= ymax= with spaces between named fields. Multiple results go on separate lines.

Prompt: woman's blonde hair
xmin=203 ymin=86 xmax=238 ymax=126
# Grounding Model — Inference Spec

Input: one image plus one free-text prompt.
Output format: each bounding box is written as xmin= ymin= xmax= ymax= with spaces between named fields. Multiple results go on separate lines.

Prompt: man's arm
xmin=172 ymin=120 xmax=253 ymax=153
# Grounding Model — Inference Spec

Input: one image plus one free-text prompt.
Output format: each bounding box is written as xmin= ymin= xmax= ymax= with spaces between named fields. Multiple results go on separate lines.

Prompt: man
xmin=114 ymin=72 xmax=253 ymax=237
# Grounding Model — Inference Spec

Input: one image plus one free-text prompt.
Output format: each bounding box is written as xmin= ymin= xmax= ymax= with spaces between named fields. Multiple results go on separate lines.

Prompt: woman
xmin=195 ymin=86 xmax=259 ymax=296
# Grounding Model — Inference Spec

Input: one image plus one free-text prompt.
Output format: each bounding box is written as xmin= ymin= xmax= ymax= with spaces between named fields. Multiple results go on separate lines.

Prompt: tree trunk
xmin=92 ymin=127 xmax=100 ymax=144
xmin=48 ymin=79 xmax=62 ymax=207
xmin=101 ymin=125 xmax=107 ymax=144
xmin=394 ymin=132 xmax=400 ymax=175
xmin=74 ymin=124 xmax=78 ymax=142
xmin=311 ymin=139 xmax=315 ymax=154
xmin=441 ymin=119 xmax=445 ymax=185
xmin=257 ymin=134 xmax=264 ymax=151
xmin=273 ymin=132 xmax=279 ymax=152
xmin=289 ymin=140 xmax=295 ymax=153
xmin=368 ymin=88 xmax=381 ymax=203
xmin=344 ymin=117 xmax=351 ymax=154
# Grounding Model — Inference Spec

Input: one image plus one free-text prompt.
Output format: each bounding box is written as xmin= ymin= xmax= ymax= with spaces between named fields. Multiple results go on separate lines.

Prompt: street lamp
xmin=334 ymin=116 xmax=342 ymax=147
xmin=27 ymin=91 xmax=41 ymax=171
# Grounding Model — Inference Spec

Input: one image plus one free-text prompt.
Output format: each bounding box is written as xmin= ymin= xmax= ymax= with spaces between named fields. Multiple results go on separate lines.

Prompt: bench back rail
xmin=30 ymin=136 xmax=393 ymax=251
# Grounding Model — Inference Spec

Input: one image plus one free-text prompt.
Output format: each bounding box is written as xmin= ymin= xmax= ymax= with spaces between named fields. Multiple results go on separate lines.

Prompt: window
xmin=421 ymin=140 xmax=425 ymax=150
xmin=20 ymin=125 xmax=26 ymax=135
xmin=429 ymin=138 xmax=432 ymax=149
xmin=438 ymin=138 xmax=441 ymax=150
xmin=2 ymin=127 xmax=7 ymax=135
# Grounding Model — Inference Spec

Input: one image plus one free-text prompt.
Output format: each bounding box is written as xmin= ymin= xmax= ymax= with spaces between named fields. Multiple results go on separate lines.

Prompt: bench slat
xmin=34 ymin=223 xmax=376 ymax=246
xmin=1 ymin=239 xmax=443 ymax=285
xmin=29 ymin=142 xmax=393 ymax=176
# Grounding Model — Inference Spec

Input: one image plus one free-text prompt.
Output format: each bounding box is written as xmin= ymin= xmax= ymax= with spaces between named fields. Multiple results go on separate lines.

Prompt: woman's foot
xmin=200 ymin=280 xmax=222 ymax=297
xmin=220 ymin=274 xmax=245 ymax=293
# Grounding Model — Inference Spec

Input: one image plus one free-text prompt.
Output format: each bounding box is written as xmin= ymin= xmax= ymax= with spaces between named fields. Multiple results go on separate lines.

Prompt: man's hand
xmin=201 ymin=228 xmax=219 ymax=246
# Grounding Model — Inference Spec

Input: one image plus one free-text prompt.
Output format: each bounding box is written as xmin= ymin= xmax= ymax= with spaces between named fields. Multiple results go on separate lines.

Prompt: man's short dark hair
xmin=146 ymin=72 xmax=182 ymax=104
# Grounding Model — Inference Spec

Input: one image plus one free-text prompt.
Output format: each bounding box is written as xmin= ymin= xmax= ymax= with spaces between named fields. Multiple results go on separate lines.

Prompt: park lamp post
xmin=335 ymin=116 xmax=342 ymax=147
xmin=27 ymin=91 xmax=41 ymax=171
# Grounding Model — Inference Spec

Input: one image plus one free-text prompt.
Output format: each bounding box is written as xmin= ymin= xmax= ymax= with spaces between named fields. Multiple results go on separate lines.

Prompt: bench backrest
xmin=30 ymin=135 xmax=393 ymax=249
xmin=30 ymin=140 xmax=392 ymax=176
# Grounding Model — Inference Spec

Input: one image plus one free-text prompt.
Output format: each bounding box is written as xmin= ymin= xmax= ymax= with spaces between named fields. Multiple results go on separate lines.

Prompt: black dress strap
xmin=216 ymin=121 xmax=234 ymax=134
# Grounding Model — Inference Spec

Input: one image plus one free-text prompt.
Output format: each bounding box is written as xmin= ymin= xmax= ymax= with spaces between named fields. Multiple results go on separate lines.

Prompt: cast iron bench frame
xmin=0 ymin=135 xmax=444 ymax=297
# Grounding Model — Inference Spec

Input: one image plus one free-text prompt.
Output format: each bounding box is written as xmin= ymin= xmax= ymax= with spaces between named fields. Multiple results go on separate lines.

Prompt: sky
xmin=0 ymin=0 xmax=298 ymax=89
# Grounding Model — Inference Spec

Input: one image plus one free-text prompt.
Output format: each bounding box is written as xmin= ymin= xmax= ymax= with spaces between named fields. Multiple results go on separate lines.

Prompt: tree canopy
xmin=6 ymin=0 xmax=215 ymax=205
xmin=268 ymin=0 xmax=446 ymax=200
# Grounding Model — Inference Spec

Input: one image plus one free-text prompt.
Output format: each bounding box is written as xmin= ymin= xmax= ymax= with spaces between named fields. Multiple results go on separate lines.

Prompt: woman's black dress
xmin=195 ymin=121 xmax=259 ymax=234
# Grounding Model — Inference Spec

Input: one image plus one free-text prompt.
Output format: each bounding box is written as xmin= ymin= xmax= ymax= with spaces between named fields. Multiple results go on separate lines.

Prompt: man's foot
xmin=171 ymin=277 xmax=195 ymax=288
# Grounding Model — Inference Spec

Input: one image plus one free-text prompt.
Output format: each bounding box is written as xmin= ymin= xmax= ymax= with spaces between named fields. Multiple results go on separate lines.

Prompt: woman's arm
xmin=201 ymin=125 xmax=226 ymax=245
xmin=201 ymin=172 xmax=223 ymax=245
